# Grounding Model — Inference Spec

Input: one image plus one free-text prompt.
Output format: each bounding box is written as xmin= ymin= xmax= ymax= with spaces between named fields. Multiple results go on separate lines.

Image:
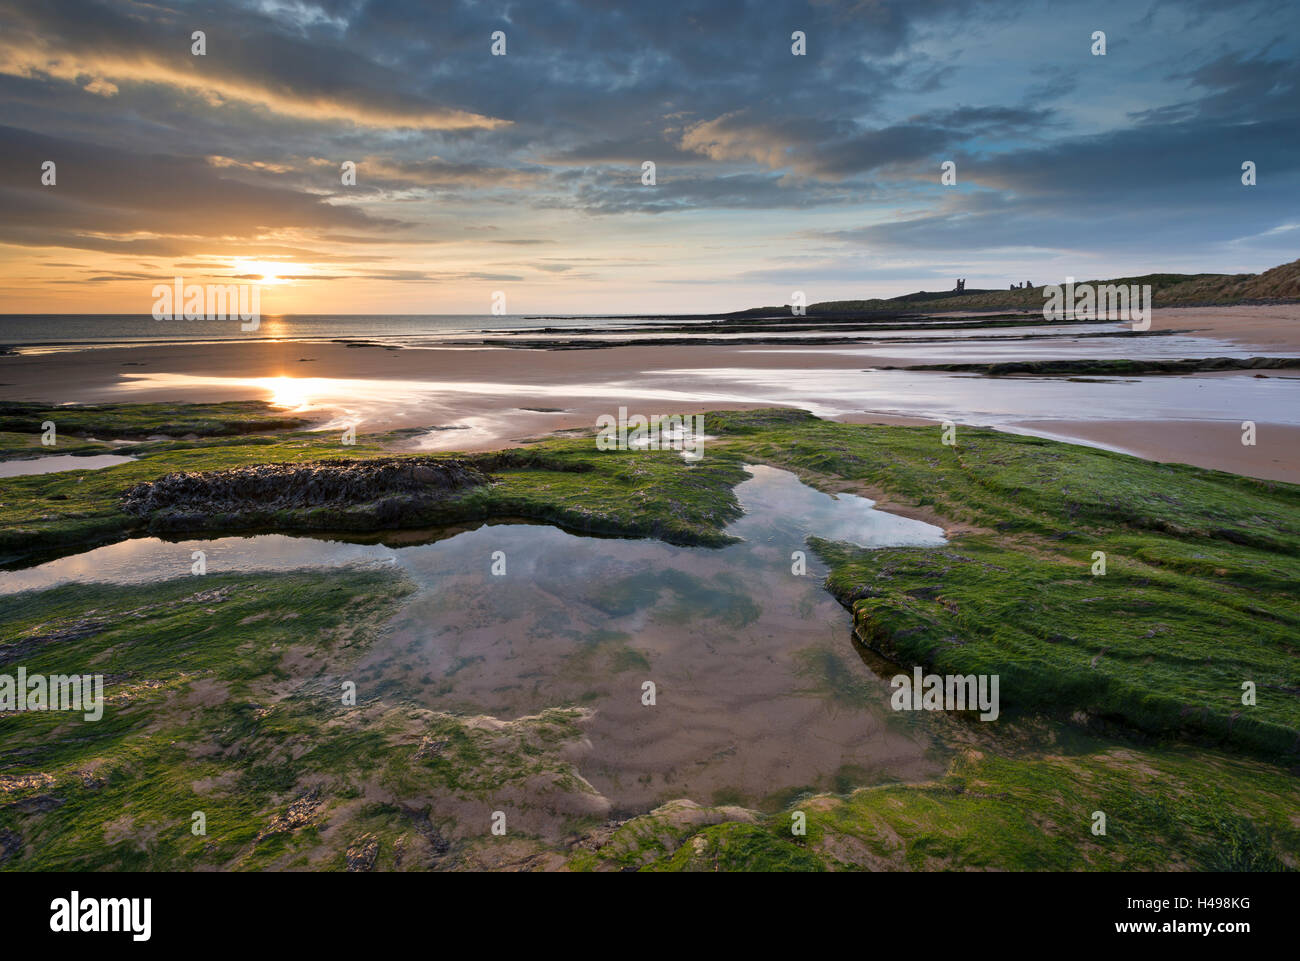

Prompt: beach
xmin=3 ymin=305 xmax=1297 ymax=480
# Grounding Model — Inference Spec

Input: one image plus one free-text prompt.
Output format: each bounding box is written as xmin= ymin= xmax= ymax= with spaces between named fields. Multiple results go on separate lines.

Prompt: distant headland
xmin=733 ymin=257 xmax=1300 ymax=317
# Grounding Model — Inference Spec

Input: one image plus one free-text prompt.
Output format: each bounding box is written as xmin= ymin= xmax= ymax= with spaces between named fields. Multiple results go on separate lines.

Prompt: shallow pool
xmin=0 ymin=465 xmax=952 ymax=813
xmin=0 ymin=453 xmax=137 ymax=478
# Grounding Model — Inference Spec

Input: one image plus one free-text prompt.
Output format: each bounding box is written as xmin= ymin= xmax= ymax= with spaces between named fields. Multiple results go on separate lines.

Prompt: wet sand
xmin=1008 ymin=419 xmax=1300 ymax=483
xmin=1153 ymin=305 xmax=1300 ymax=351
xmin=1 ymin=305 xmax=1297 ymax=481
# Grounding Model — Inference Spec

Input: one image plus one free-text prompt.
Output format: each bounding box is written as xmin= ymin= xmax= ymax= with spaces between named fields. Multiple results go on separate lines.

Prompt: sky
xmin=0 ymin=0 xmax=1297 ymax=315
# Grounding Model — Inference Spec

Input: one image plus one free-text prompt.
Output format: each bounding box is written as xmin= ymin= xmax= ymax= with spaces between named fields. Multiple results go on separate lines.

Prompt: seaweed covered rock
xmin=121 ymin=456 xmax=494 ymax=531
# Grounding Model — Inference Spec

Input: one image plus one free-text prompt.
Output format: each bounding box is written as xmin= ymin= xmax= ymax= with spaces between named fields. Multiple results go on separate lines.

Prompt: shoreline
xmin=4 ymin=302 xmax=1300 ymax=353
xmin=2 ymin=303 xmax=1298 ymax=482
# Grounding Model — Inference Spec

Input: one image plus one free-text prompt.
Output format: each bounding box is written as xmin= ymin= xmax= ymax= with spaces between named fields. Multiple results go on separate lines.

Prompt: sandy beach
xmin=1152 ymin=305 xmax=1300 ymax=350
xmin=4 ymin=306 xmax=1300 ymax=482
xmin=2 ymin=304 xmax=1297 ymax=480
xmin=1007 ymin=419 xmax=1300 ymax=483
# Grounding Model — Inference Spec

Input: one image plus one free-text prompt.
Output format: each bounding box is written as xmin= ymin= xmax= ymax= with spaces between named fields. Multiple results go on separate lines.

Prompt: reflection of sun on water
xmin=259 ymin=315 xmax=287 ymax=339
xmin=264 ymin=376 xmax=312 ymax=410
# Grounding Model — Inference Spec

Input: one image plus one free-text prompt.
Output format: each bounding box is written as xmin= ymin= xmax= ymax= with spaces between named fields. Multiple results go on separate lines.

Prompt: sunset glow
xmin=1 ymin=1 xmax=1294 ymax=315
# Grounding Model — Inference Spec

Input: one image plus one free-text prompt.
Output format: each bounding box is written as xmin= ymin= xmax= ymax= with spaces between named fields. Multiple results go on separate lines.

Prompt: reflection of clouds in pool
xmin=0 ymin=533 xmax=400 ymax=594
xmin=0 ymin=466 xmax=954 ymax=810
xmin=732 ymin=465 xmax=945 ymax=549
xmin=0 ymin=454 xmax=137 ymax=478
xmin=0 ymin=467 xmax=944 ymax=592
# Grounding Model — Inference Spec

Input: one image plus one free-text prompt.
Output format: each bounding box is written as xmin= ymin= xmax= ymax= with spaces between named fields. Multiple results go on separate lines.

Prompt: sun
xmin=236 ymin=259 xmax=294 ymax=285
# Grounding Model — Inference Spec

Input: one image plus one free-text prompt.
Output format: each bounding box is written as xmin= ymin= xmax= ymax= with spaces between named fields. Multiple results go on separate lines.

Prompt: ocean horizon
xmin=0 ymin=313 xmax=668 ymax=350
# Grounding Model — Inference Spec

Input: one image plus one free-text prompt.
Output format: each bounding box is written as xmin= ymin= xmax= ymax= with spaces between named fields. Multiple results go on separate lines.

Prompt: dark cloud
xmin=0 ymin=125 xmax=402 ymax=256
xmin=820 ymin=113 xmax=1300 ymax=257
xmin=0 ymin=0 xmax=1296 ymax=283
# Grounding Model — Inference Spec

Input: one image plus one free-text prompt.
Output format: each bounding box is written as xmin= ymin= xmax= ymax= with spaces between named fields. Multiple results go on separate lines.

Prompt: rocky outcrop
xmin=345 ymin=834 xmax=380 ymax=872
xmin=255 ymin=788 xmax=322 ymax=843
xmin=122 ymin=456 xmax=494 ymax=532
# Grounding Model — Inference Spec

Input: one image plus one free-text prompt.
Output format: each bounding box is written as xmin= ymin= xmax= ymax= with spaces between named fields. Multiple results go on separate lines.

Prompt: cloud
xmin=353 ymin=156 xmax=544 ymax=190
xmin=0 ymin=125 xmax=403 ymax=257
xmin=0 ymin=0 xmax=507 ymax=130
xmin=2 ymin=0 xmax=1298 ymax=308
xmin=679 ymin=106 xmax=1054 ymax=179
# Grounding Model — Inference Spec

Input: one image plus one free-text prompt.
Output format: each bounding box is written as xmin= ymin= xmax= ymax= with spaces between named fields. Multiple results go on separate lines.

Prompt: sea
xmin=0 ymin=314 xmax=651 ymax=352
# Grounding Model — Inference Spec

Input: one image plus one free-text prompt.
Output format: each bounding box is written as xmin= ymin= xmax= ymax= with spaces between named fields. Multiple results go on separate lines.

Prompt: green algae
xmin=0 ymin=569 xmax=609 ymax=871
xmin=710 ymin=410 xmax=1300 ymax=760
xmin=0 ymin=412 xmax=748 ymax=561
xmin=0 ymin=400 xmax=309 ymax=441
xmin=572 ymin=735 xmax=1298 ymax=872
xmin=2 ymin=401 xmax=1298 ymax=871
